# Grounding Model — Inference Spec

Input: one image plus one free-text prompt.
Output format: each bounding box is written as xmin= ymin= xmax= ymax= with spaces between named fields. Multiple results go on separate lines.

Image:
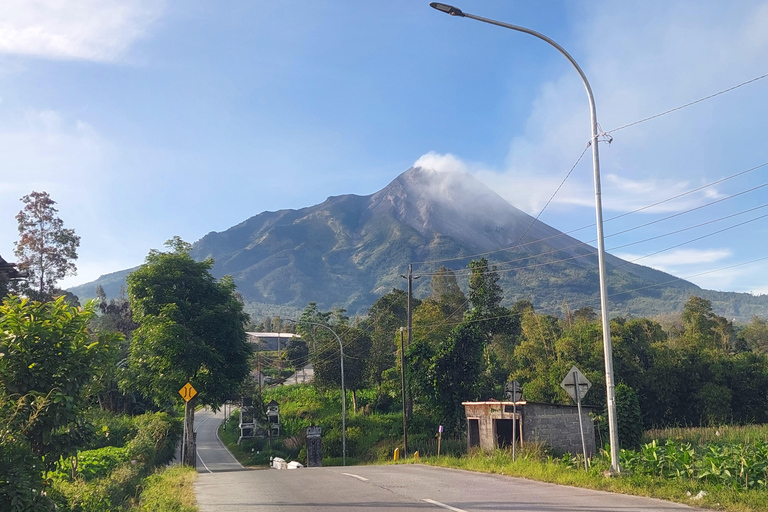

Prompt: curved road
xmin=194 ymin=407 xmax=244 ymax=473
xmin=193 ymin=408 xmax=707 ymax=512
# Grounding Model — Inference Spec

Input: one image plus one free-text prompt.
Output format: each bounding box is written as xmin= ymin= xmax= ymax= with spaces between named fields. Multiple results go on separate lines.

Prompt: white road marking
xmin=214 ymin=415 xmax=244 ymax=468
xmin=197 ymin=450 xmax=213 ymax=473
xmin=195 ymin=409 xmax=243 ymax=472
xmin=342 ymin=472 xmax=369 ymax=481
xmin=422 ymin=498 xmax=468 ymax=512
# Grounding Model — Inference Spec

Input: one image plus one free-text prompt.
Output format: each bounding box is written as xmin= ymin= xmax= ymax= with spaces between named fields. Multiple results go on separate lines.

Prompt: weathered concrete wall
xmin=463 ymin=402 xmax=520 ymax=451
xmin=521 ymin=403 xmax=596 ymax=456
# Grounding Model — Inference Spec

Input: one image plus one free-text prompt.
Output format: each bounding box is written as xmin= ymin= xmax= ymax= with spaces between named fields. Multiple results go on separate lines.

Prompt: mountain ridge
xmin=70 ymin=167 xmax=768 ymax=321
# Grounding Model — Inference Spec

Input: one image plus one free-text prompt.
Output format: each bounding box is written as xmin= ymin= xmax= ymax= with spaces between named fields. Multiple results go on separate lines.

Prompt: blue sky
xmin=1 ymin=0 xmax=767 ymax=297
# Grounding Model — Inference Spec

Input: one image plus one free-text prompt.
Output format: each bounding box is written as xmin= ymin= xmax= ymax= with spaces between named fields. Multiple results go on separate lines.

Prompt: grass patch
xmin=134 ymin=465 xmax=198 ymax=512
xmin=644 ymin=424 xmax=768 ymax=446
xmin=412 ymin=446 xmax=768 ymax=512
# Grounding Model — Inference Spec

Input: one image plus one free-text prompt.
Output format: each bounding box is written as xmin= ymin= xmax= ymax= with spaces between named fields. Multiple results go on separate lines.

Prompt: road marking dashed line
xmin=422 ymin=498 xmax=467 ymax=512
xmin=342 ymin=472 xmax=369 ymax=481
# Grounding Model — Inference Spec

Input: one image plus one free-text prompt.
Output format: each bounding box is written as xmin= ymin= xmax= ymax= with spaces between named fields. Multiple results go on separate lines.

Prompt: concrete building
xmin=246 ymin=332 xmax=301 ymax=351
xmin=463 ymin=400 xmax=598 ymax=456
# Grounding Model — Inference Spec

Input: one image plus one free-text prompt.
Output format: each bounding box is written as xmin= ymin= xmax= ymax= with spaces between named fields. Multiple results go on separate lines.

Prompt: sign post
xmin=505 ymin=380 xmax=522 ymax=461
xmin=560 ymin=367 xmax=591 ymax=470
xmin=179 ymin=382 xmax=197 ymax=467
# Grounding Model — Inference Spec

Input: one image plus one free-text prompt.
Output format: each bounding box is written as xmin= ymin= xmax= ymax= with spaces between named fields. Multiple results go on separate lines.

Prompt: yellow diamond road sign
xmin=179 ymin=382 xmax=197 ymax=402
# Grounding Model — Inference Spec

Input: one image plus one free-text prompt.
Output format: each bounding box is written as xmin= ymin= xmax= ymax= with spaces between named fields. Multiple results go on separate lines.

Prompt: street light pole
xmin=430 ymin=2 xmax=620 ymax=473
xmin=286 ymin=319 xmax=346 ymax=466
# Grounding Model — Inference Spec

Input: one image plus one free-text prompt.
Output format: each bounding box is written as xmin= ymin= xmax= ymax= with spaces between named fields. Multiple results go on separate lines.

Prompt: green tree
xmin=13 ymin=191 xmax=80 ymax=301
xmin=740 ymin=316 xmax=768 ymax=353
xmin=467 ymin=258 xmax=503 ymax=317
xmin=126 ymin=238 xmax=252 ymax=463
xmin=362 ymin=289 xmax=409 ymax=388
xmin=679 ymin=296 xmax=736 ymax=351
xmin=0 ymin=297 xmax=117 ymax=464
xmin=91 ymin=285 xmax=142 ymax=413
xmin=298 ymin=304 xmax=372 ymax=410
xmin=432 ymin=322 xmax=485 ymax=430
xmin=431 ymin=266 xmax=466 ymax=318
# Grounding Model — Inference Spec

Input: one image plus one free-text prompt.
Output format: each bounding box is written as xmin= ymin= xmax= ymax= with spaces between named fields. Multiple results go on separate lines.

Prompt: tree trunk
xmin=352 ymin=389 xmax=357 ymax=413
xmin=182 ymin=401 xmax=196 ymax=467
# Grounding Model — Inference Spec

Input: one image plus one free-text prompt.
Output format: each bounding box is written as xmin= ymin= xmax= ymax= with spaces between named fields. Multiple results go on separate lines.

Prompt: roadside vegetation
xmin=231 ymin=255 xmax=768 ymax=511
xmin=1 ymin=193 xmax=243 ymax=512
xmin=5 ymin=190 xmax=768 ymax=511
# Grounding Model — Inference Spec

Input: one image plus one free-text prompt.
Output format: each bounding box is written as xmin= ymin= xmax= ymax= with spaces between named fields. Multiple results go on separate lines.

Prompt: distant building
xmin=246 ymin=332 xmax=301 ymax=351
xmin=0 ymin=255 xmax=27 ymax=293
xmin=463 ymin=400 xmax=598 ymax=456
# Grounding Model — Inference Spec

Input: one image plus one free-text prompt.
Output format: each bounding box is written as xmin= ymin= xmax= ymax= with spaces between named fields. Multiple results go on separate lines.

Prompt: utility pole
xmin=399 ymin=327 xmax=408 ymax=457
xmin=400 ymin=263 xmax=419 ymax=418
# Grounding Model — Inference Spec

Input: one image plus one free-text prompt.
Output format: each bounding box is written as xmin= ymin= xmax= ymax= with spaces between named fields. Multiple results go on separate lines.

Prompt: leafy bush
xmin=615 ymin=384 xmax=643 ymax=450
xmin=63 ymin=446 xmax=131 ymax=481
xmin=620 ymin=438 xmax=768 ymax=490
xmin=84 ymin=411 xmax=137 ymax=450
xmin=47 ymin=411 xmax=182 ymax=511
xmin=0 ymin=440 xmax=51 ymax=512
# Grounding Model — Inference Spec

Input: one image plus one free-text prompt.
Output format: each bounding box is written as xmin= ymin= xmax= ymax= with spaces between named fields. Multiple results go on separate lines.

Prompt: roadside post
xmin=179 ymin=382 xmax=198 ymax=467
xmin=306 ymin=425 xmax=322 ymax=467
xmin=437 ymin=425 xmax=443 ymax=457
xmin=560 ymin=366 xmax=591 ymax=470
xmin=505 ymin=380 xmax=522 ymax=461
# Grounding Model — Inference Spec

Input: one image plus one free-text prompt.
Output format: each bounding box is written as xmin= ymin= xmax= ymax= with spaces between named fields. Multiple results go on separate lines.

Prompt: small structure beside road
xmin=463 ymin=400 xmax=598 ymax=456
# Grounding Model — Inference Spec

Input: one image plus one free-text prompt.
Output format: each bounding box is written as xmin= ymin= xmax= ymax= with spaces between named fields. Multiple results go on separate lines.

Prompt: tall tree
xmin=431 ymin=266 xmax=466 ymax=318
xmin=91 ymin=285 xmax=141 ymax=413
xmin=13 ymin=191 xmax=80 ymax=301
xmin=126 ymin=237 xmax=252 ymax=465
xmin=363 ymin=289 xmax=409 ymax=387
xmin=468 ymin=258 xmax=503 ymax=317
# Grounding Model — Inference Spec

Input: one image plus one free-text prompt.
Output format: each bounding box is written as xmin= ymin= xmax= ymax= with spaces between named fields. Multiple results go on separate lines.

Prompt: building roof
xmin=246 ymin=332 xmax=301 ymax=339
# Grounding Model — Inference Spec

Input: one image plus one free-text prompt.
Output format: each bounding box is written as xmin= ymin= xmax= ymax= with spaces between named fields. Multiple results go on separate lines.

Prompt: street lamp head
xmin=429 ymin=2 xmax=464 ymax=17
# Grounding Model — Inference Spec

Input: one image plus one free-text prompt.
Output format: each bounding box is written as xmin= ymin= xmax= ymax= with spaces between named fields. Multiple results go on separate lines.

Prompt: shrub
xmin=614 ymin=383 xmax=644 ymax=450
xmin=0 ymin=440 xmax=51 ymax=512
xmin=61 ymin=446 xmax=131 ymax=481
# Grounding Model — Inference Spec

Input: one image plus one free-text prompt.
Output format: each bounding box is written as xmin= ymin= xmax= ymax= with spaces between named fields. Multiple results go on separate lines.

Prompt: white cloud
xmin=434 ymin=1 xmax=768 ymax=218
xmin=413 ymin=152 xmax=470 ymax=174
xmin=0 ymin=109 xmax=110 ymax=261
xmin=0 ymin=0 xmax=165 ymax=62
xmin=614 ymin=248 xmax=732 ymax=271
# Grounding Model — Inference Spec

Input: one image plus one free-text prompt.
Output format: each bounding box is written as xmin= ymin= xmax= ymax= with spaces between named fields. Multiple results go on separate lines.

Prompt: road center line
xmin=341 ymin=472 xmax=369 ymax=482
xmin=422 ymin=498 xmax=467 ymax=512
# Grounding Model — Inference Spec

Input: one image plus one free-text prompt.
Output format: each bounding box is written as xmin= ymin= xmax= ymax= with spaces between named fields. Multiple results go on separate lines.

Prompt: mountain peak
xmin=370 ymin=166 xmax=556 ymax=253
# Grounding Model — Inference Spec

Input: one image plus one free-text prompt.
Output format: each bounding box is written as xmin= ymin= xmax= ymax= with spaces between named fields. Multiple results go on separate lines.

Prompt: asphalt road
xmin=195 ymin=459 xmax=709 ymax=512
xmin=194 ymin=407 xmax=244 ymax=473
xmin=193 ymin=408 xmax=708 ymax=512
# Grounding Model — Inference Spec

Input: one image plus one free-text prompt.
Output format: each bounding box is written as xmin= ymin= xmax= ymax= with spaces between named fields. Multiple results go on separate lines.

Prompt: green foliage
xmin=741 ymin=316 xmax=768 ymax=354
xmin=430 ymin=266 xmax=466 ymax=319
xmin=621 ymin=438 xmax=768 ymax=490
xmin=296 ymin=304 xmax=372 ymax=395
xmin=47 ymin=411 xmax=181 ymax=511
xmin=0 ymin=296 xmax=119 ymax=463
xmin=134 ymin=466 xmax=197 ymax=512
xmin=64 ymin=446 xmax=131 ymax=481
xmin=0 ymin=440 xmax=50 ymax=512
xmin=361 ymin=289 xmax=409 ymax=388
xmin=126 ymin=239 xmax=252 ymax=407
xmin=468 ymin=258 xmax=503 ymax=316
xmin=614 ymin=384 xmax=643 ymax=450
xmin=431 ymin=322 xmax=485 ymax=430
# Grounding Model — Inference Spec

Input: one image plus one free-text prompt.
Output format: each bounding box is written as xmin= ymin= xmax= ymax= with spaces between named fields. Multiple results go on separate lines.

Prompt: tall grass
xmin=644 ymin=424 xmax=768 ymax=446
xmin=134 ymin=466 xmax=198 ymax=512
